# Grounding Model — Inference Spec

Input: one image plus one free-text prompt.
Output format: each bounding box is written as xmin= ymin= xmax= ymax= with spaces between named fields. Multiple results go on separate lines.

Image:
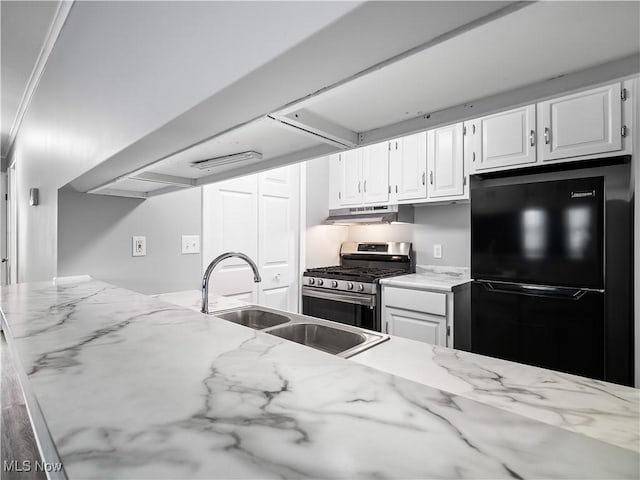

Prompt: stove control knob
xmin=317 ymin=279 xmax=324 ymax=286
xmin=346 ymin=282 xmax=354 ymax=290
xmin=308 ymin=278 xmax=315 ymax=285
xmin=331 ymin=280 xmax=338 ymax=288
xmin=357 ymin=284 xmax=365 ymax=292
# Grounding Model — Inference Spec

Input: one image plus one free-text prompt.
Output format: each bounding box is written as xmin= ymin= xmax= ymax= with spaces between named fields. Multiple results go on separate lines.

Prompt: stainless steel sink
xmin=214 ymin=305 xmax=388 ymax=357
xmin=215 ymin=307 xmax=291 ymax=330
xmin=266 ymin=323 xmax=366 ymax=356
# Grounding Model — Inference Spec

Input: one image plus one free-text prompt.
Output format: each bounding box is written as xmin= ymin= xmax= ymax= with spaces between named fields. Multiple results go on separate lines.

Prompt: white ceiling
xmin=152 ymin=117 xmax=324 ymax=178
xmin=0 ymin=0 xmax=60 ymax=158
xmin=303 ymin=1 xmax=640 ymax=133
xmin=6 ymin=1 xmax=639 ymax=198
xmin=108 ymin=0 xmax=640 ymax=197
xmin=67 ymin=1 xmax=520 ymax=193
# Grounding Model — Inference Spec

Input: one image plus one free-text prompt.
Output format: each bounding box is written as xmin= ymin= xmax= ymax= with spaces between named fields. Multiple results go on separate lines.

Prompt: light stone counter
xmin=160 ymin=289 xmax=640 ymax=454
xmin=379 ymin=265 xmax=471 ymax=292
xmin=1 ymin=279 xmax=638 ymax=479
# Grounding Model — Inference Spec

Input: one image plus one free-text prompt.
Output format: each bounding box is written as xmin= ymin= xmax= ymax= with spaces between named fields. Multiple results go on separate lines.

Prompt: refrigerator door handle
xmin=480 ymin=281 xmax=589 ymax=300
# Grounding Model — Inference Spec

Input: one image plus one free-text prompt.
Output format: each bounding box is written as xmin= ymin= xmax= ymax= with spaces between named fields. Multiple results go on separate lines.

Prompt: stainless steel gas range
xmin=302 ymin=242 xmax=413 ymax=332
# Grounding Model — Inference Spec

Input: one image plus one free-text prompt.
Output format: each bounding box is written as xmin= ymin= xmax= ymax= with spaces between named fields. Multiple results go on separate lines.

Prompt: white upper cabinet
xmin=469 ymin=105 xmax=537 ymax=173
xmin=427 ymin=123 xmax=465 ymax=199
xmin=331 ymin=145 xmax=389 ymax=208
xmin=328 ymin=154 xmax=343 ymax=210
xmin=390 ymin=131 xmax=427 ymax=201
xmin=362 ymin=142 xmax=390 ymax=204
xmin=538 ymin=83 xmax=622 ymax=161
xmin=340 ymin=148 xmax=364 ymax=205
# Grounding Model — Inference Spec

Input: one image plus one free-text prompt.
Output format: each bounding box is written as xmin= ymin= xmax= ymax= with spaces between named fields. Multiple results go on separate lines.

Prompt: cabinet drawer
xmin=383 ymin=287 xmax=446 ymax=316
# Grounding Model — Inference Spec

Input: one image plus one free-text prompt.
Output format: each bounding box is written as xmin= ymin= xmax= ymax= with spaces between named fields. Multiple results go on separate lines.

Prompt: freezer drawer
xmin=470 ymin=281 xmax=605 ymax=379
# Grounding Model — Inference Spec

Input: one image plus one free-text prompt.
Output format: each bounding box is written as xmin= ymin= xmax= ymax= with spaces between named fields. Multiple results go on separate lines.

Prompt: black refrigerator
xmin=470 ymin=172 xmax=632 ymax=385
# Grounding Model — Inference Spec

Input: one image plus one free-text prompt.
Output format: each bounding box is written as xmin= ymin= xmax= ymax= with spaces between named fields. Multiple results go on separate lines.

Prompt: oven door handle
xmin=302 ymin=287 xmax=376 ymax=307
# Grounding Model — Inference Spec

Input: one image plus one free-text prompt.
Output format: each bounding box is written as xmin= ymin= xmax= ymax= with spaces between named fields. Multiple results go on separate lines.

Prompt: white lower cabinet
xmin=382 ymin=286 xmax=450 ymax=347
xmin=384 ymin=307 xmax=447 ymax=346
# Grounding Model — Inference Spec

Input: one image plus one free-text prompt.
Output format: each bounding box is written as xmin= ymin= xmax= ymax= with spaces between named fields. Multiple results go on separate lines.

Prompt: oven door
xmin=302 ymin=287 xmax=377 ymax=331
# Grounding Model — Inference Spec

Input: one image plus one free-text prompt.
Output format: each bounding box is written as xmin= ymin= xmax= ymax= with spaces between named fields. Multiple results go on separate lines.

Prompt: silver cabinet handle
xmin=530 ymin=130 xmax=535 ymax=147
xmin=472 ymin=152 xmax=476 ymax=162
xmin=544 ymin=127 xmax=550 ymax=145
xmin=472 ymin=124 xmax=476 ymax=134
xmin=429 ymin=171 xmax=433 ymax=185
xmin=363 ymin=180 xmax=367 ymax=192
xmin=385 ymin=321 xmax=389 ymax=334
xmin=358 ymin=181 xmax=361 ymax=193
xmin=422 ymin=172 xmax=426 ymax=185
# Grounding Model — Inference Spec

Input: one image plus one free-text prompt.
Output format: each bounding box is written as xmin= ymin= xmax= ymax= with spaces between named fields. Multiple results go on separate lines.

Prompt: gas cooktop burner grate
xmin=304 ymin=266 xmax=407 ymax=281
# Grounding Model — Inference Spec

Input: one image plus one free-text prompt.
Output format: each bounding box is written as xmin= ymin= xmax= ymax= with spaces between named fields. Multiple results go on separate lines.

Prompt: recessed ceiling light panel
xmin=190 ymin=151 xmax=262 ymax=170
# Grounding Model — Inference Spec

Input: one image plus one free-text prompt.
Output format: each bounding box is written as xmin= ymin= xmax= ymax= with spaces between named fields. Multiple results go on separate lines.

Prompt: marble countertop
xmin=380 ymin=265 xmax=471 ymax=291
xmin=1 ymin=279 xmax=639 ymax=479
xmin=159 ymin=290 xmax=640 ymax=454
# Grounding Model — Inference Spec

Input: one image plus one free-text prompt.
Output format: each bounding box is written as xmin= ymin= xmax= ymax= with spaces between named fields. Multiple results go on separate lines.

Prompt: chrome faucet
xmin=201 ymin=252 xmax=261 ymax=314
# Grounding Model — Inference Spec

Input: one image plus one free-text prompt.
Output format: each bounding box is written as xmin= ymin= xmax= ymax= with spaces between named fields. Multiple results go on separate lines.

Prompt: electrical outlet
xmin=433 ymin=244 xmax=442 ymax=259
xmin=181 ymin=235 xmax=200 ymax=254
xmin=132 ymin=236 xmax=146 ymax=257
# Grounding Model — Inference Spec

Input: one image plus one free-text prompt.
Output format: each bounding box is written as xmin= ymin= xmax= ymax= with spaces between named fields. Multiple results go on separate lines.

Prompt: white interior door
xmin=258 ymin=164 xmax=300 ymax=312
xmin=202 ymin=176 xmax=259 ymax=303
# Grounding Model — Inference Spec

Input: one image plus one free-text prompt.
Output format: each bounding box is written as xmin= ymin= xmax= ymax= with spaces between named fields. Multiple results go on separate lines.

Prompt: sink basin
xmin=267 ymin=323 xmax=366 ymax=356
xmin=213 ymin=305 xmax=388 ymax=357
xmin=216 ymin=307 xmax=290 ymax=330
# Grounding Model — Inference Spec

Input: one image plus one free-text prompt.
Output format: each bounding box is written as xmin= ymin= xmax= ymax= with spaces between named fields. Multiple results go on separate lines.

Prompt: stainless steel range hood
xmin=324 ymin=205 xmax=414 ymax=225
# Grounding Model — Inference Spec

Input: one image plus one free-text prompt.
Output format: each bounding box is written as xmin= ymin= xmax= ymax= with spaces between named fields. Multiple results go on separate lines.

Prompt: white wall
xmin=304 ymin=156 xmax=347 ymax=268
xmin=347 ymin=204 xmax=470 ymax=267
xmin=57 ymin=187 xmax=202 ymax=295
xmin=7 ymin=1 xmax=360 ymax=283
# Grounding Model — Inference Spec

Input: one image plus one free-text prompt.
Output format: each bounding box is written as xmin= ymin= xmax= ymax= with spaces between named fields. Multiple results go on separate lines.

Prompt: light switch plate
xmin=132 ymin=236 xmax=146 ymax=257
xmin=433 ymin=244 xmax=442 ymax=259
xmin=181 ymin=235 xmax=200 ymax=254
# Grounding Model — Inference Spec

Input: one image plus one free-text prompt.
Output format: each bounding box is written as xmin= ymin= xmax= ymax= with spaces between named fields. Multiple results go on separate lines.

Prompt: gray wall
xmin=347 ymin=204 xmax=470 ymax=267
xmin=58 ymin=187 xmax=202 ymax=294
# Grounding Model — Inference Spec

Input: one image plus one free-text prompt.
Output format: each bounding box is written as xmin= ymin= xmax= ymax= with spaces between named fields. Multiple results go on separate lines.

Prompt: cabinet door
xmin=472 ymin=105 xmax=537 ymax=173
xmin=340 ymin=148 xmax=363 ymax=206
xmin=362 ymin=142 xmax=389 ymax=204
xmin=328 ymin=154 xmax=343 ymax=210
xmin=538 ymin=83 xmax=622 ymax=161
xmin=384 ymin=306 xmax=447 ymax=346
xmin=427 ymin=123 xmax=464 ymax=199
xmin=391 ymin=132 xmax=427 ymax=201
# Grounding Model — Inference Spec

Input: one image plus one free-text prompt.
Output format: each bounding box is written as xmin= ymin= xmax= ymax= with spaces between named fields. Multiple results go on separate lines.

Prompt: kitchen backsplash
xmin=347 ymin=203 xmax=470 ymax=267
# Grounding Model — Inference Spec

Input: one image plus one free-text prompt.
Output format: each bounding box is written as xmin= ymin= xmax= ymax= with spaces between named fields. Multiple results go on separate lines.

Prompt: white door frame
xmin=0 ymin=171 xmax=6 ymax=285
xmin=7 ymin=164 xmax=18 ymax=285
